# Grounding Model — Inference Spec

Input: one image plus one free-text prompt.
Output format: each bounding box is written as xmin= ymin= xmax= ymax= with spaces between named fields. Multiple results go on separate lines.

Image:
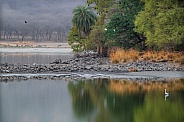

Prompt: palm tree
xmin=72 ymin=6 xmax=97 ymax=37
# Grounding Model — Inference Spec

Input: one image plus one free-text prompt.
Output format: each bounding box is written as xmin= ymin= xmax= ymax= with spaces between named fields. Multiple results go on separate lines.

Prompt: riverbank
xmin=1 ymin=47 xmax=184 ymax=81
xmin=1 ymin=53 xmax=184 ymax=75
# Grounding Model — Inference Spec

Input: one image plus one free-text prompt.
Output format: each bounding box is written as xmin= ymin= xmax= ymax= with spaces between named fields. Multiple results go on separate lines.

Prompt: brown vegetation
xmin=109 ymin=48 xmax=184 ymax=65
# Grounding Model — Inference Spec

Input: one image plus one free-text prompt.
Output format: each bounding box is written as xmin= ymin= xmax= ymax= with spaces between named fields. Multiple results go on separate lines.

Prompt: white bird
xmin=165 ymin=89 xmax=169 ymax=96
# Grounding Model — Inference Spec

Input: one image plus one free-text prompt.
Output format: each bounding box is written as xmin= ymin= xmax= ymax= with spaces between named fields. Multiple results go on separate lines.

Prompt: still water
xmin=0 ymin=52 xmax=73 ymax=64
xmin=0 ymin=78 xmax=184 ymax=122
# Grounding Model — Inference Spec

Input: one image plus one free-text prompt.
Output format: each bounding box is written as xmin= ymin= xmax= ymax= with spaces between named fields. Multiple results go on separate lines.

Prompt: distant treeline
xmin=0 ymin=0 xmax=85 ymax=42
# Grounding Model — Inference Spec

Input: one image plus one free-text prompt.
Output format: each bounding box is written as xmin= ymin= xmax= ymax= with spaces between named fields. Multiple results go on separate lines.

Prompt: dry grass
xmin=109 ymin=48 xmax=139 ymax=63
xmin=109 ymin=48 xmax=184 ymax=65
xmin=179 ymin=56 xmax=184 ymax=65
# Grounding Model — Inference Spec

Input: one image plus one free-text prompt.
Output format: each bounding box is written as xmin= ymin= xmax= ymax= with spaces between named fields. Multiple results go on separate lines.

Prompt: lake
xmin=0 ymin=78 xmax=184 ymax=122
xmin=0 ymin=48 xmax=73 ymax=64
xmin=0 ymin=49 xmax=184 ymax=122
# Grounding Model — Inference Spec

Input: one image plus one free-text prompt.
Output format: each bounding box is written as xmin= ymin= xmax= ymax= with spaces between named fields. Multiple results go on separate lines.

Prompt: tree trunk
xmin=22 ymin=36 xmax=24 ymax=41
xmin=97 ymin=46 xmax=108 ymax=57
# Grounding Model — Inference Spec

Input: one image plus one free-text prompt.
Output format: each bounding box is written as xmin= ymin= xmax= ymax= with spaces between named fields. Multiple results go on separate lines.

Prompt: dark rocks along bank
xmin=1 ymin=53 xmax=184 ymax=74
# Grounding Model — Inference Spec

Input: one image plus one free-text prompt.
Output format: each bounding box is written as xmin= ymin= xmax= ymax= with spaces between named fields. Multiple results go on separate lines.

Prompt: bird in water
xmin=25 ymin=21 xmax=27 ymax=23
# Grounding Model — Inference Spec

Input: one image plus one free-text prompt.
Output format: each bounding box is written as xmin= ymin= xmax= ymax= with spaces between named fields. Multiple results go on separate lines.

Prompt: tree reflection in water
xmin=134 ymin=91 xmax=184 ymax=122
xmin=68 ymin=78 xmax=184 ymax=122
xmin=68 ymin=81 xmax=95 ymax=118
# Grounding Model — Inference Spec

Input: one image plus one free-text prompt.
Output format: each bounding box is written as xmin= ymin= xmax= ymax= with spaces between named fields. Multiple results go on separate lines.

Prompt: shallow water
xmin=0 ymin=78 xmax=184 ymax=122
xmin=0 ymin=52 xmax=73 ymax=64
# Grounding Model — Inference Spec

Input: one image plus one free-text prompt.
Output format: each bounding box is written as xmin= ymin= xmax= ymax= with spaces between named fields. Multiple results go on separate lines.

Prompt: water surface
xmin=0 ymin=78 xmax=184 ymax=122
xmin=0 ymin=48 xmax=73 ymax=64
xmin=0 ymin=52 xmax=72 ymax=64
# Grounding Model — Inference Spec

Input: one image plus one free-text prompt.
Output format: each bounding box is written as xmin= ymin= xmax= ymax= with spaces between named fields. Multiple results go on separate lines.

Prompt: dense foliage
xmin=68 ymin=26 xmax=85 ymax=52
xmin=72 ymin=6 xmax=97 ymax=37
xmin=68 ymin=6 xmax=97 ymax=51
xmin=87 ymin=0 xmax=113 ymax=14
xmin=105 ymin=0 xmax=144 ymax=49
xmin=105 ymin=0 xmax=143 ymax=49
xmin=135 ymin=0 xmax=184 ymax=50
xmin=68 ymin=0 xmax=184 ymax=53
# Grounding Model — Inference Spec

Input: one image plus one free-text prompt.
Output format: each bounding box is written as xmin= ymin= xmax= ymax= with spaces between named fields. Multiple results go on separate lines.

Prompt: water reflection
xmin=68 ymin=79 xmax=145 ymax=122
xmin=0 ymin=52 xmax=73 ymax=64
xmin=68 ymin=79 xmax=184 ymax=122
xmin=0 ymin=78 xmax=184 ymax=122
xmin=0 ymin=80 xmax=73 ymax=122
xmin=134 ymin=91 xmax=184 ymax=122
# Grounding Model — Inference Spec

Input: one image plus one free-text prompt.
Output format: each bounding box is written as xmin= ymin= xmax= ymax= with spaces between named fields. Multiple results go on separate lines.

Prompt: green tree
xmin=68 ymin=5 xmax=97 ymax=51
xmin=105 ymin=0 xmax=144 ymax=49
xmin=87 ymin=0 xmax=113 ymax=14
xmin=72 ymin=5 xmax=97 ymax=37
xmin=68 ymin=26 xmax=86 ymax=52
xmin=88 ymin=14 xmax=109 ymax=55
xmin=86 ymin=0 xmax=112 ymax=55
xmin=134 ymin=0 xmax=184 ymax=50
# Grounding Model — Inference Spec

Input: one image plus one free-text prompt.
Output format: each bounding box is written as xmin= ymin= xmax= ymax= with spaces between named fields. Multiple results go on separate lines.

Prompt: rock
xmin=85 ymin=66 xmax=91 ymax=70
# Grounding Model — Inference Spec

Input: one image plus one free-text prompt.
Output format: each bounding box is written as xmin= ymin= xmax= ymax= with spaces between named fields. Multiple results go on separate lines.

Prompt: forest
xmin=68 ymin=0 xmax=184 ymax=54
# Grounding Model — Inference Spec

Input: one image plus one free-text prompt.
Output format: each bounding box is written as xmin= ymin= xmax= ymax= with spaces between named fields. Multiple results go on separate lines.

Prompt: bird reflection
xmin=165 ymin=89 xmax=169 ymax=101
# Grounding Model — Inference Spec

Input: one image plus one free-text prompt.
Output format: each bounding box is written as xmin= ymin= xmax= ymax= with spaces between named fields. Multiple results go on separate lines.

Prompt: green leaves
xmin=72 ymin=6 xmax=97 ymax=36
xmin=68 ymin=26 xmax=85 ymax=52
xmin=135 ymin=0 xmax=184 ymax=49
xmin=105 ymin=0 xmax=144 ymax=49
xmin=68 ymin=5 xmax=97 ymax=52
xmin=87 ymin=0 xmax=113 ymax=14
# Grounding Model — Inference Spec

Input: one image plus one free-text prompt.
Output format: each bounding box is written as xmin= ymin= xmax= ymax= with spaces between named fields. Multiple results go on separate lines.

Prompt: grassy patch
xmin=109 ymin=48 xmax=184 ymax=65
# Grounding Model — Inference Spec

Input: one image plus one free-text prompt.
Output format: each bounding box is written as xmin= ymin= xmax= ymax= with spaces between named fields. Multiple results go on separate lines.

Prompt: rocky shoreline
xmin=0 ymin=53 xmax=184 ymax=74
xmin=0 ymin=54 xmax=184 ymax=73
xmin=1 ymin=53 xmax=184 ymax=82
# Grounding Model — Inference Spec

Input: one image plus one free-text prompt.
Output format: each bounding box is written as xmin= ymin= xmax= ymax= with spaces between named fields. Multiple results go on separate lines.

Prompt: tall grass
xmin=109 ymin=48 xmax=139 ymax=63
xmin=109 ymin=48 xmax=184 ymax=64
